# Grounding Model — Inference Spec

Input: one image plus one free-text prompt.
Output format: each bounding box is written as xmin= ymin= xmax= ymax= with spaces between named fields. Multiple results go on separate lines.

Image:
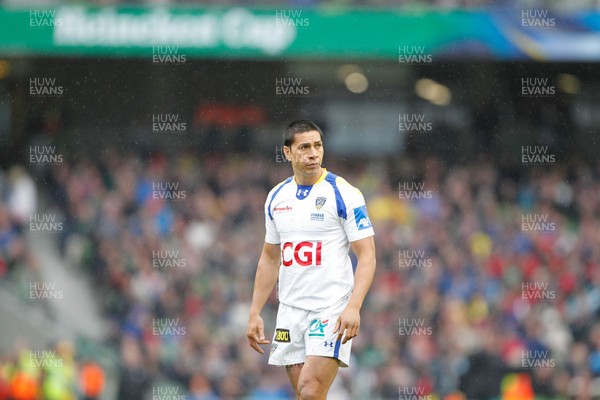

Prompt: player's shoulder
xmin=267 ymin=176 xmax=294 ymax=198
xmin=324 ymin=171 xmax=363 ymax=197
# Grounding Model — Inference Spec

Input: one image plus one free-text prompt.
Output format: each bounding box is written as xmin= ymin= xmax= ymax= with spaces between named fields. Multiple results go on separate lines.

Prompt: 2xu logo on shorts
xmin=275 ymin=328 xmax=291 ymax=342
xmin=282 ymin=241 xmax=322 ymax=267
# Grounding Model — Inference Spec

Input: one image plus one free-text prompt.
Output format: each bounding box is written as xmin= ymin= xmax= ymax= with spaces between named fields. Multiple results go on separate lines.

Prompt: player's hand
xmin=247 ymin=314 xmax=270 ymax=354
xmin=334 ymin=306 xmax=360 ymax=345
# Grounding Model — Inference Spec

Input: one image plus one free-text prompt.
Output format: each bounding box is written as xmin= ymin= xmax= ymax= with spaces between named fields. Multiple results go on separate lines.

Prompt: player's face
xmin=284 ymin=130 xmax=324 ymax=180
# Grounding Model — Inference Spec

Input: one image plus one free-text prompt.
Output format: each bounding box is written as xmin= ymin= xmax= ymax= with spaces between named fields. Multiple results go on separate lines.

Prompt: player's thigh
xmin=298 ymin=355 xmax=339 ymax=389
xmin=285 ymin=363 xmax=303 ymax=396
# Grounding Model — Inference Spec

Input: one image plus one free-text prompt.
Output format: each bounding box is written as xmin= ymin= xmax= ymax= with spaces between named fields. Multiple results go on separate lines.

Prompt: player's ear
xmin=283 ymin=146 xmax=292 ymax=161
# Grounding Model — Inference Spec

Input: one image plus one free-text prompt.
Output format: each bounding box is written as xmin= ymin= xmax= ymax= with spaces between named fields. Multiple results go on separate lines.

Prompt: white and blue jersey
xmin=265 ymin=168 xmax=374 ymax=311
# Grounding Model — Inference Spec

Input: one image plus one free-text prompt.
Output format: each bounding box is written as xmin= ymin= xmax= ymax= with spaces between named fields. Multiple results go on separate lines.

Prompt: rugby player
xmin=247 ymin=120 xmax=376 ymax=400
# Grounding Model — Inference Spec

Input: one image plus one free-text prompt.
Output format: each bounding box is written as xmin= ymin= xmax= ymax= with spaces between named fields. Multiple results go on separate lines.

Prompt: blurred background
xmin=0 ymin=0 xmax=599 ymax=399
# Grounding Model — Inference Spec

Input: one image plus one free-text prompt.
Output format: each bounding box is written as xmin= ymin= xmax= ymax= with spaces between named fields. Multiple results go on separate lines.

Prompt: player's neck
xmin=294 ymin=167 xmax=324 ymax=186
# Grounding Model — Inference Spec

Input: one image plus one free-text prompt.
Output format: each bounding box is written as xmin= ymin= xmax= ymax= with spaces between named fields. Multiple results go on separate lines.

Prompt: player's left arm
xmin=334 ymin=235 xmax=376 ymax=344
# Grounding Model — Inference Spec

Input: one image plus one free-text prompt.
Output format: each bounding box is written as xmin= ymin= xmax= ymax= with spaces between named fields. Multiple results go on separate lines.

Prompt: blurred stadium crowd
xmin=1 ymin=137 xmax=599 ymax=398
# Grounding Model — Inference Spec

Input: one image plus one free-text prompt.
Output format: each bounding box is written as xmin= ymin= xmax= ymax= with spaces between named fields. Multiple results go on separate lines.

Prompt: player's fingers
xmin=336 ymin=321 xmax=347 ymax=340
xmin=249 ymin=340 xmax=265 ymax=354
xmin=247 ymin=321 xmax=259 ymax=336
xmin=246 ymin=333 xmax=257 ymax=345
xmin=342 ymin=327 xmax=353 ymax=344
xmin=248 ymin=326 xmax=270 ymax=342
xmin=333 ymin=318 xmax=341 ymax=334
xmin=247 ymin=326 xmax=263 ymax=344
xmin=342 ymin=323 xmax=359 ymax=344
xmin=249 ymin=330 xmax=270 ymax=345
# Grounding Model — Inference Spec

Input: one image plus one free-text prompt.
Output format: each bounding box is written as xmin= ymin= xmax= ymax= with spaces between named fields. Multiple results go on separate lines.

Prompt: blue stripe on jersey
xmin=267 ymin=177 xmax=293 ymax=220
xmin=324 ymin=173 xmax=347 ymax=219
xmin=333 ymin=337 xmax=342 ymax=359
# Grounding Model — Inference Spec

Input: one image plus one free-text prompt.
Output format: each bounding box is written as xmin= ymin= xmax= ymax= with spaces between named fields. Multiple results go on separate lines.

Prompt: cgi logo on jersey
xmin=282 ymin=241 xmax=322 ymax=267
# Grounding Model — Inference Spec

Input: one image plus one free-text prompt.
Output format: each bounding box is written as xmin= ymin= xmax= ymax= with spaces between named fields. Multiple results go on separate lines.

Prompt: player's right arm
xmin=247 ymin=241 xmax=280 ymax=354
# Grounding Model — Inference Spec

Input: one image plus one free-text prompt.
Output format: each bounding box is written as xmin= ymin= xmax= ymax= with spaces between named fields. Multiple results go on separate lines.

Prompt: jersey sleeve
xmin=264 ymin=190 xmax=281 ymax=245
xmin=337 ymin=178 xmax=375 ymax=242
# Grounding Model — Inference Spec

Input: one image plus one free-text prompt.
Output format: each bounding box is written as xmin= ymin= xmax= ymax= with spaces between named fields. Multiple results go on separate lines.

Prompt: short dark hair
xmin=283 ymin=120 xmax=323 ymax=147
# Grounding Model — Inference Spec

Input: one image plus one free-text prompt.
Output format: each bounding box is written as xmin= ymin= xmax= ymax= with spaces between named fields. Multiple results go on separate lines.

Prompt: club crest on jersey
xmin=315 ymin=197 xmax=326 ymax=210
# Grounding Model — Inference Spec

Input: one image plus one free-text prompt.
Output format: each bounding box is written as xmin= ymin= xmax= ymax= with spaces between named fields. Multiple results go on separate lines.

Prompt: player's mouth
xmin=306 ymin=162 xmax=319 ymax=168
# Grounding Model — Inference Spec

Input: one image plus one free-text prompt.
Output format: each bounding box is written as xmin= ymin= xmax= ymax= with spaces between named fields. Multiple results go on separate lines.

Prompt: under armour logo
xmin=297 ymin=189 xmax=309 ymax=197
xmin=324 ymin=341 xmax=334 ymax=348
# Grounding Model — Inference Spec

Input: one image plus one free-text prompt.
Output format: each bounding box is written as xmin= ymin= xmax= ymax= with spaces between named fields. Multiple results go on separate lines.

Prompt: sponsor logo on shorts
xmin=270 ymin=344 xmax=278 ymax=356
xmin=274 ymin=328 xmax=291 ymax=343
xmin=308 ymin=319 xmax=329 ymax=338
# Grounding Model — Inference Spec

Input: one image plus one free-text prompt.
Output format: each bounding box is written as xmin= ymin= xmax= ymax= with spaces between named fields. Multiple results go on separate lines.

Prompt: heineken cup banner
xmin=2 ymin=7 xmax=600 ymax=60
